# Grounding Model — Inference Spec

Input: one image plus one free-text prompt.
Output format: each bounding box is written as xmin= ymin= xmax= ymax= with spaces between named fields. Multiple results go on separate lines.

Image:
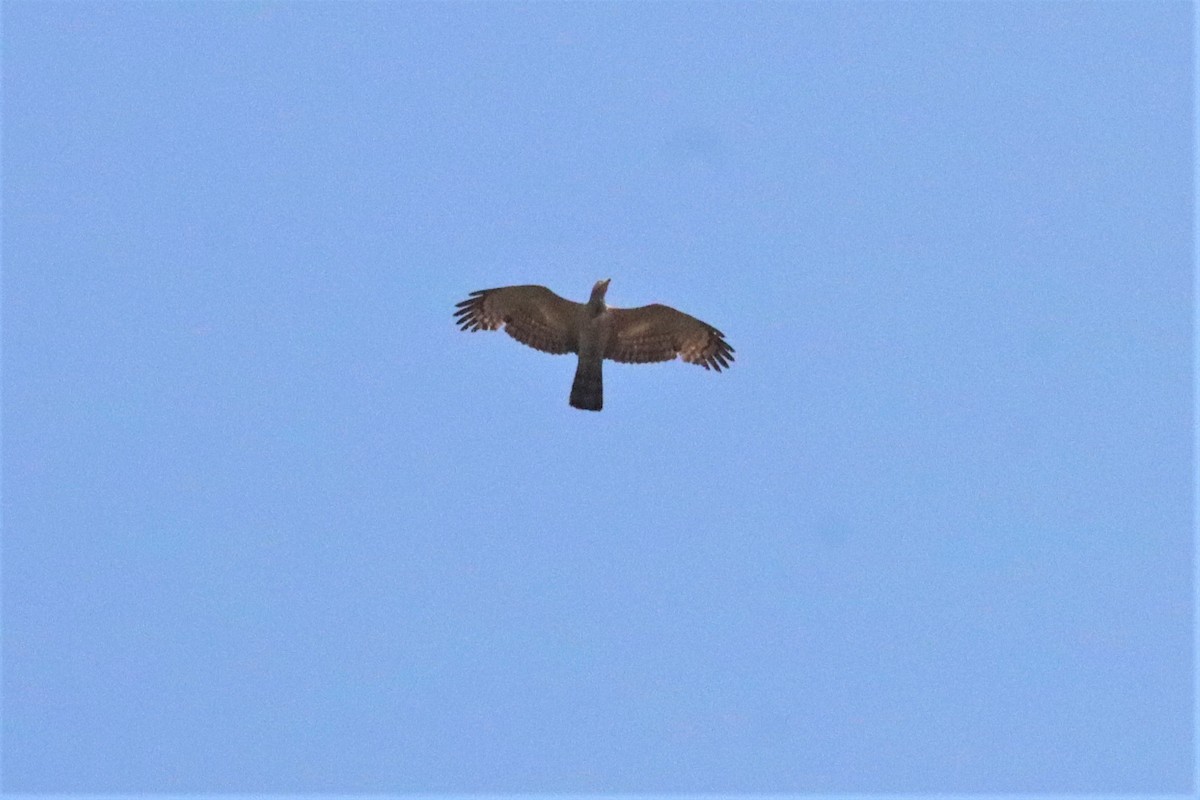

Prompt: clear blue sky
xmin=3 ymin=1 xmax=1192 ymax=793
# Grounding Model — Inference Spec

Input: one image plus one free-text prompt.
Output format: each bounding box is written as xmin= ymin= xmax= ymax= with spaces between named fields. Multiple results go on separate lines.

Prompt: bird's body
xmin=454 ymin=279 xmax=733 ymax=411
xmin=568 ymin=280 xmax=614 ymax=410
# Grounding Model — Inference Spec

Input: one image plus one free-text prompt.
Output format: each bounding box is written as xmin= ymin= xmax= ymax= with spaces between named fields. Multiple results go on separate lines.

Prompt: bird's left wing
xmin=454 ymin=285 xmax=581 ymax=355
xmin=606 ymin=304 xmax=734 ymax=371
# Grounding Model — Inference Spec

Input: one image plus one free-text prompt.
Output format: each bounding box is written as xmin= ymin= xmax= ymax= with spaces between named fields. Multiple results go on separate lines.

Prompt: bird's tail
xmin=569 ymin=356 xmax=603 ymax=411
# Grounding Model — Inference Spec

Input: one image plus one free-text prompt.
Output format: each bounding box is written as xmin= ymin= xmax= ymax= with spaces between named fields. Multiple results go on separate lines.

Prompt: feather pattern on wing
xmin=606 ymin=304 xmax=735 ymax=371
xmin=453 ymin=285 xmax=581 ymax=355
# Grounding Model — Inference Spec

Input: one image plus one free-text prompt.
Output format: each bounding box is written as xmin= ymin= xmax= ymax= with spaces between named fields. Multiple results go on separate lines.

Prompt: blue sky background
xmin=2 ymin=1 xmax=1193 ymax=793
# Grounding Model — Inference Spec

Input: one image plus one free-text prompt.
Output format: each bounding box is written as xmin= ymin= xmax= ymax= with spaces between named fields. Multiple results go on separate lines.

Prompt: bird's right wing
xmin=454 ymin=285 xmax=581 ymax=355
xmin=606 ymin=303 xmax=734 ymax=371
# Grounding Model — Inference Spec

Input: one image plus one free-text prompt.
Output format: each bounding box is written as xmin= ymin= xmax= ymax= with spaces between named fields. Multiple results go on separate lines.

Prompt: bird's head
xmin=590 ymin=278 xmax=611 ymax=303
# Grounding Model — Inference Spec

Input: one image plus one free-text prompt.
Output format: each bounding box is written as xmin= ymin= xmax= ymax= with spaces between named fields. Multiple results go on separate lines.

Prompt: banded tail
xmin=569 ymin=355 xmax=603 ymax=411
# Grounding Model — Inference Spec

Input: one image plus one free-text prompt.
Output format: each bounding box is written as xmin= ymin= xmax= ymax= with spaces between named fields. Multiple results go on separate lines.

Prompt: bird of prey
xmin=454 ymin=279 xmax=733 ymax=411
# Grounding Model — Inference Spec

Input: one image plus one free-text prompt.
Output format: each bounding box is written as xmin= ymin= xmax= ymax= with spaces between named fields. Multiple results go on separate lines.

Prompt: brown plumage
xmin=454 ymin=279 xmax=733 ymax=411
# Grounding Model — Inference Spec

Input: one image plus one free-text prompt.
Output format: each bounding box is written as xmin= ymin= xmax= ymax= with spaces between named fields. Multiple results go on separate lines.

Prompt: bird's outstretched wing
xmin=453 ymin=285 xmax=581 ymax=355
xmin=606 ymin=304 xmax=734 ymax=371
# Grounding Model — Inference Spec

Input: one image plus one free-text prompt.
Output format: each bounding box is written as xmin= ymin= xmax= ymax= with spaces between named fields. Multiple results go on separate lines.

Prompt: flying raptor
xmin=454 ymin=279 xmax=734 ymax=411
